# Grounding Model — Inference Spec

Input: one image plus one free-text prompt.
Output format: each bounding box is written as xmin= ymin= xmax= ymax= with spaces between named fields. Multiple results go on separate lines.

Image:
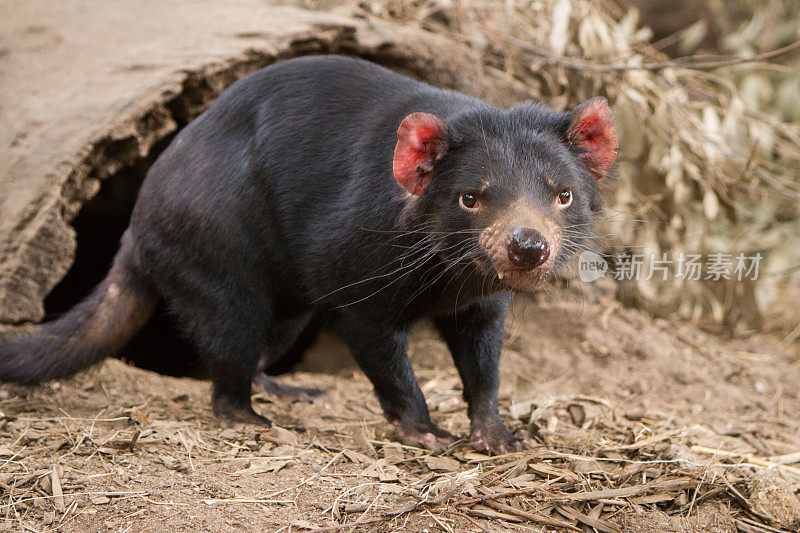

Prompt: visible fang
xmin=497 ymin=271 xmax=505 ymax=280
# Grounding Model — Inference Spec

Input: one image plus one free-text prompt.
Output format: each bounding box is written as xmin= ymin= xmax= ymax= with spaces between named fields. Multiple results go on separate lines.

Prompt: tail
xmin=0 ymin=235 xmax=158 ymax=384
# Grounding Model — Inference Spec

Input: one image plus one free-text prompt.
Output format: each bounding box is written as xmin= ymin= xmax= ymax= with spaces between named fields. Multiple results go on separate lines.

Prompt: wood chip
xmin=607 ymin=431 xmax=679 ymax=451
xmin=0 ymin=445 xmax=16 ymax=457
xmin=735 ymin=518 xmax=792 ymax=533
xmin=766 ymin=451 xmax=800 ymax=465
xmin=462 ymin=452 xmax=492 ymax=462
xmin=272 ymin=426 xmax=299 ymax=447
xmin=556 ymin=477 xmax=696 ymax=501
xmin=588 ymin=502 xmax=603 ymax=520
xmin=219 ymin=429 xmax=239 ymax=441
xmin=50 ymin=464 xmax=64 ymax=512
xmin=341 ymin=448 xmax=372 ymax=465
xmin=529 ymin=461 xmax=582 ymax=482
xmin=96 ymin=446 xmax=119 ymax=455
xmin=362 ymin=459 xmax=400 ymax=482
xmin=691 ymin=445 xmax=800 ymax=477
xmin=233 ymin=458 xmax=290 ymax=476
xmin=567 ymin=404 xmax=586 ymax=426
xmin=129 ymin=404 xmax=149 ymax=426
xmin=485 ymin=500 xmax=581 ymax=531
xmin=628 ymin=492 xmax=678 ymax=505
xmin=352 ymin=427 xmax=376 ymax=457
xmin=502 ymin=474 xmax=539 ymax=486
xmin=556 ymin=504 xmax=620 ymax=533
xmin=381 ymin=444 xmax=404 ymax=464
xmin=159 ymin=455 xmax=185 ymax=471
xmin=289 ymin=520 xmax=321 ymax=530
xmin=423 ymin=456 xmax=462 ymax=472
xmin=128 ymin=429 xmax=140 ymax=451
xmin=467 ymin=505 xmax=523 ymax=523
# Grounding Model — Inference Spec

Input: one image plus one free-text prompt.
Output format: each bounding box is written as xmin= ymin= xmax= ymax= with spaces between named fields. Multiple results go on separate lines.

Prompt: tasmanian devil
xmin=0 ymin=55 xmax=617 ymax=453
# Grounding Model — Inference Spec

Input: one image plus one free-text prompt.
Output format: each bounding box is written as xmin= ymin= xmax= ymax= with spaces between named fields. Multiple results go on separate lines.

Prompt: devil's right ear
xmin=393 ymin=112 xmax=449 ymax=195
xmin=565 ymin=97 xmax=618 ymax=180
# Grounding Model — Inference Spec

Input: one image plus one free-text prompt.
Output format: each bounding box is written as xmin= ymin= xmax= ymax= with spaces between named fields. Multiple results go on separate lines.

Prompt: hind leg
xmin=166 ymin=284 xmax=274 ymax=427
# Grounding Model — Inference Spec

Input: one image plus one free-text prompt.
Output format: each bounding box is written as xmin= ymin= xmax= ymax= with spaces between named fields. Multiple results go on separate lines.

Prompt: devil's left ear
xmin=565 ymin=97 xmax=618 ymax=180
xmin=393 ymin=112 xmax=449 ymax=195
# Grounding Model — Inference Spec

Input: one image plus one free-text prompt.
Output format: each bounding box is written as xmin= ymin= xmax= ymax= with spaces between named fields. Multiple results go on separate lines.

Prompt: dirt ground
xmin=2 ymin=282 xmax=799 ymax=532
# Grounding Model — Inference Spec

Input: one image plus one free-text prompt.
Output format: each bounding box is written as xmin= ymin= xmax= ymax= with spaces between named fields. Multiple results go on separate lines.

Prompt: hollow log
xmin=0 ymin=0 xmax=530 ymax=333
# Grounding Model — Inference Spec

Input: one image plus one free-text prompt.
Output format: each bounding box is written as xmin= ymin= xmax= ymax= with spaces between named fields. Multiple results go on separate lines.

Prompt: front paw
xmin=213 ymin=396 xmax=273 ymax=428
xmin=471 ymin=418 xmax=530 ymax=455
xmin=394 ymin=420 xmax=457 ymax=453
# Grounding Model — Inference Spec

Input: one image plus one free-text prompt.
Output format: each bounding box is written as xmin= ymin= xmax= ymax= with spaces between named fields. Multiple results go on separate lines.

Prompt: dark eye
xmin=557 ymin=188 xmax=572 ymax=207
xmin=459 ymin=192 xmax=479 ymax=210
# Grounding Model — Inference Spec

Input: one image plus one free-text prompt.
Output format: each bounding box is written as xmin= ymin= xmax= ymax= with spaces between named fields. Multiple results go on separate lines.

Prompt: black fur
xmin=0 ymin=56 xmax=606 ymax=452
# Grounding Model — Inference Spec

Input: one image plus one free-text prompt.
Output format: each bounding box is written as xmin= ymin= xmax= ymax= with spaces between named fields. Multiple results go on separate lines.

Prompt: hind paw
xmin=252 ymin=374 xmax=325 ymax=403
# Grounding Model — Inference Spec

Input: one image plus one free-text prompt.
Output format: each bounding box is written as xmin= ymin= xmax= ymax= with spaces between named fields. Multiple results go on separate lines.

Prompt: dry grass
xmin=2 ymin=380 xmax=798 ymax=532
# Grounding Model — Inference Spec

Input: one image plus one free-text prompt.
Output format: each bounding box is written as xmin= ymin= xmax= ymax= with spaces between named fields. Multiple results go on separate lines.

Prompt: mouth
xmin=494 ymin=266 xmax=550 ymax=291
xmin=473 ymin=257 xmax=551 ymax=291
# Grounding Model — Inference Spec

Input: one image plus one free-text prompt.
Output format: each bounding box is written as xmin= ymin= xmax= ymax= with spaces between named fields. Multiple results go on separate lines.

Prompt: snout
xmin=477 ymin=201 xmax=561 ymax=292
xmin=507 ymin=228 xmax=550 ymax=270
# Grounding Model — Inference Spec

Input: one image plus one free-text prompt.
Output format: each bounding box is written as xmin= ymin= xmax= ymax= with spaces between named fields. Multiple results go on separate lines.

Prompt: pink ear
xmin=393 ymin=112 xmax=449 ymax=195
xmin=566 ymin=98 xmax=618 ymax=180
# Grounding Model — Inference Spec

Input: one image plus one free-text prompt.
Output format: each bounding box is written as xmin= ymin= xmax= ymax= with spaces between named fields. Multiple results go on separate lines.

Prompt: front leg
xmin=433 ymin=295 xmax=529 ymax=454
xmin=334 ymin=312 xmax=456 ymax=452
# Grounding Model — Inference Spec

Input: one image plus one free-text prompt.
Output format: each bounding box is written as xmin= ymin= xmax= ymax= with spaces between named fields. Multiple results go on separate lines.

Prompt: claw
xmin=470 ymin=419 xmax=531 ymax=455
xmin=395 ymin=421 xmax=457 ymax=453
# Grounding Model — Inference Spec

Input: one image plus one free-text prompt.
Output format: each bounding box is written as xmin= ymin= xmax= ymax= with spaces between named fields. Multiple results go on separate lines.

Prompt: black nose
xmin=508 ymin=228 xmax=550 ymax=269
